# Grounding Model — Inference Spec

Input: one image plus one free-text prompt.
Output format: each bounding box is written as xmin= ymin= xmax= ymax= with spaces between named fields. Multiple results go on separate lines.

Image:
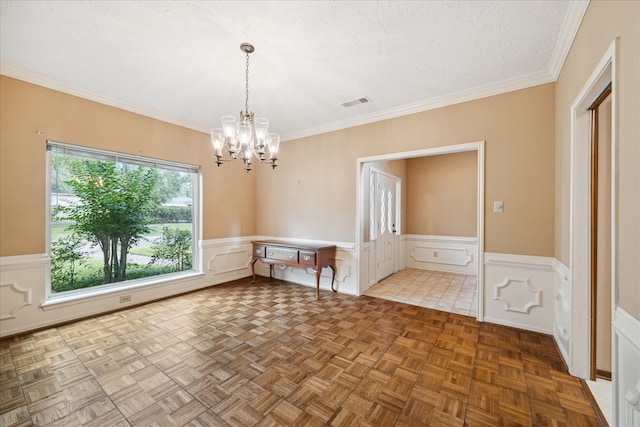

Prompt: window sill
xmin=41 ymin=271 xmax=205 ymax=310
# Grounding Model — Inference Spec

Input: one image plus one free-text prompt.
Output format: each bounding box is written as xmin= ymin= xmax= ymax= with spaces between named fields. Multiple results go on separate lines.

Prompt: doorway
xmin=568 ymin=39 xmax=617 ymax=425
xmin=356 ymin=141 xmax=485 ymax=321
xmin=589 ymin=86 xmax=612 ymax=381
xmin=568 ymin=40 xmax=616 ymax=380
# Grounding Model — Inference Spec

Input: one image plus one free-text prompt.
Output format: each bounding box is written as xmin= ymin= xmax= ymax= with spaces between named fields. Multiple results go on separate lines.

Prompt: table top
xmin=252 ymin=240 xmax=336 ymax=251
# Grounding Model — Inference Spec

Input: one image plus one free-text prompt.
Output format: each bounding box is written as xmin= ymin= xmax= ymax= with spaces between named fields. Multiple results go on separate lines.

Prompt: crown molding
xmin=3 ymin=0 xmax=587 ymax=143
xmin=548 ymin=0 xmax=590 ymax=80
xmin=276 ymin=1 xmax=590 ymax=142
xmin=281 ymin=69 xmax=554 ymax=142
xmin=0 ymin=62 xmax=210 ymax=134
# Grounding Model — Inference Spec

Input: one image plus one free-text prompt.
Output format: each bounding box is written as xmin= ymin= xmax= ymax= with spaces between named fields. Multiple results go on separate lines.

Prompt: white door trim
xmin=569 ymin=38 xmax=617 ymax=378
xmin=568 ymin=38 xmax=618 ymax=423
xmin=355 ymin=141 xmax=485 ymax=322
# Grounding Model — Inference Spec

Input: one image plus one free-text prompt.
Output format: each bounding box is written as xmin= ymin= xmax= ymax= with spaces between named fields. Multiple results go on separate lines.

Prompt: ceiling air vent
xmin=341 ymin=96 xmax=372 ymax=108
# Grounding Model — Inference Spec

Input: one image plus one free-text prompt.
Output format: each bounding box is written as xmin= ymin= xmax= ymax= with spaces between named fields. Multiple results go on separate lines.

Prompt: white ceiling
xmin=0 ymin=1 xmax=587 ymax=141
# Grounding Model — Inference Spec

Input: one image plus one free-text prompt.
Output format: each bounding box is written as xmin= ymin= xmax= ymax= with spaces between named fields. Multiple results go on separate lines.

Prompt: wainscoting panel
xmin=364 ymin=241 xmax=377 ymax=290
xmin=205 ymin=240 xmax=253 ymax=278
xmin=395 ymin=235 xmax=406 ymax=273
xmin=0 ymin=281 xmax=33 ymax=320
xmin=0 ymin=237 xmax=259 ymax=337
xmin=483 ymin=252 xmax=555 ymax=334
xmin=0 ymin=237 xmax=361 ymax=337
xmin=552 ymin=259 xmax=571 ymax=366
xmin=613 ymin=306 xmax=640 ymax=427
xmin=405 ymin=235 xmax=477 ymax=275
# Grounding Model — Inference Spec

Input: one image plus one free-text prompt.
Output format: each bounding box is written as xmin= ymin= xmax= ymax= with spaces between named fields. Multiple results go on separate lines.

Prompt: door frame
xmin=355 ymin=140 xmax=485 ymax=322
xmin=568 ymin=39 xmax=617 ymax=381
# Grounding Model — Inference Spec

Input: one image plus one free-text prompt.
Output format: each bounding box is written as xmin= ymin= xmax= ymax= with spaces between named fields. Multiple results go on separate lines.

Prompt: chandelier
xmin=210 ymin=43 xmax=280 ymax=172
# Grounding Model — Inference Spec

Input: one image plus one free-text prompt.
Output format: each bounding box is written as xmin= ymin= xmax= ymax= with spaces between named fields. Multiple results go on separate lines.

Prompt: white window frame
xmin=45 ymin=140 xmax=202 ymax=302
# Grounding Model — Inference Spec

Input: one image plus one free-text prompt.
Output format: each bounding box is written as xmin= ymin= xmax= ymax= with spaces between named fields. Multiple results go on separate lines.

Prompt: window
xmin=47 ymin=141 xmax=199 ymax=295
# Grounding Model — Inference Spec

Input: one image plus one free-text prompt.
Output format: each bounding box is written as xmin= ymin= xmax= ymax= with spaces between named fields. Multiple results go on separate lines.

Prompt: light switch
xmin=494 ymin=201 xmax=503 ymax=213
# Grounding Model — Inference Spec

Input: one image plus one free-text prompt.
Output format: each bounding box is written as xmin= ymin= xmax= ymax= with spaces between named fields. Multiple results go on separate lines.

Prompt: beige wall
xmin=405 ymin=151 xmax=477 ymax=237
xmin=2 ymin=70 xmax=556 ymax=260
xmin=257 ymin=83 xmax=555 ymax=256
xmin=555 ymin=1 xmax=639 ymax=318
xmin=0 ymin=76 xmax=257 ymax=257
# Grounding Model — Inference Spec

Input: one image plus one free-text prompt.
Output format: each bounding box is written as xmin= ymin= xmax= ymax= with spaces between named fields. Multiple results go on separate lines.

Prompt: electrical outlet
xmin=119 ymin=295 xmax=131 ymax=303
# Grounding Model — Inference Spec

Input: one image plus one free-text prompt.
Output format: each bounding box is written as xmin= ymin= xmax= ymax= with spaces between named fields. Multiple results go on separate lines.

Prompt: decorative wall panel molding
xmin=0 ymin=281 xmax=32 ymax=320
xmin=405 ymin=235 xmax=477 ymax=274
xmin=208 ymin=247 xmax=252 ymax=275
xmin=613 ymin=306 xmax=640 ymax=427
xmin=493 ymin=278 xmax=541 ymax=314
xmin=330 ymin=256 xmax=352 ymax=283
xmin=483 ymin=252 xmax=555 ymax=334
xmin=410 ymin=246 xmax=472 ymax=266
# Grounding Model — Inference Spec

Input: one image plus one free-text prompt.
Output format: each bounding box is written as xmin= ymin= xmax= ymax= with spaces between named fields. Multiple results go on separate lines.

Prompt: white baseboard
xmin=482 ymin=316 xmax=554 ymax=335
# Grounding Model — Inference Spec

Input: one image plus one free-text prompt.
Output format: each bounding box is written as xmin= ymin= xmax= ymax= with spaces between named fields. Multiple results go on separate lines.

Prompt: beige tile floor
xmin=586 ymin=378 xmax=612 ymax=425
xmin=364 ymin=268 xmax=478 ymax=317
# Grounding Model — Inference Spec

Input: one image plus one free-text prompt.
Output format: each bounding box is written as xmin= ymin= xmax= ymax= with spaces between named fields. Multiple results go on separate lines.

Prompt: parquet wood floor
xmin=0 ymin=277 xmax=601 ymax=426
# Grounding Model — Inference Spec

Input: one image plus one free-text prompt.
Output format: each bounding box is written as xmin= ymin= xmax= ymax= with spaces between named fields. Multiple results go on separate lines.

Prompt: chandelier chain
xmin=244 ymin=52 xmax=250 ymax=116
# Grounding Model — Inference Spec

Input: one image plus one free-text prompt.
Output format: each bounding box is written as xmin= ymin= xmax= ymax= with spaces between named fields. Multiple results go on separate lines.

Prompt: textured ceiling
xmin=0 ymin=1 xmax=587 ymax=141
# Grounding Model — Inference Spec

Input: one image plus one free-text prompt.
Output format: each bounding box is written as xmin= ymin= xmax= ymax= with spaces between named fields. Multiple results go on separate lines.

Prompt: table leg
xmin=329 ymin=265 xmax=337 ymax=292
xmin=315 ymin=269 xmax=321 ymax=299
xmin=251 ymin=259 xmax=257 ymax=284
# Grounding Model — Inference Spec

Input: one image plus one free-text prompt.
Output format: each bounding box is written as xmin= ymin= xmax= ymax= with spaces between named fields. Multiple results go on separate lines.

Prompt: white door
xmin=375 ymin=172 xmax=398 ymax=281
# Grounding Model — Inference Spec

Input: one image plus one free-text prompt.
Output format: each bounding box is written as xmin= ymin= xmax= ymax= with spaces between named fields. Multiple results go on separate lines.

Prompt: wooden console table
xmin=250 ymin=240 xmax=337 ymax=299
